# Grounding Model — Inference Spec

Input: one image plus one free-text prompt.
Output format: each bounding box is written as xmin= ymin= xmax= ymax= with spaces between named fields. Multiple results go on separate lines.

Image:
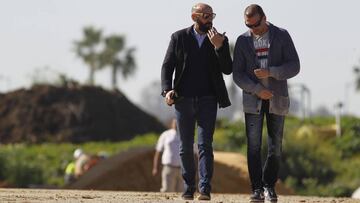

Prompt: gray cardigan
xmin=232 ymin=23 xmax=300 ymax=115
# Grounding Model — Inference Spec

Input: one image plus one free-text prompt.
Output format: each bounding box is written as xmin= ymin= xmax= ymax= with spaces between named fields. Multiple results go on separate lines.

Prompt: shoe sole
xmin=249 ymin=200 xmax=264 ymax=203
xmin=265 ymin=199 xmax=277 ymax=203
xmin=182 ymin=197 xmax=194 ymax=200
xmin=198 ymin=196 xmax=211 ymax=201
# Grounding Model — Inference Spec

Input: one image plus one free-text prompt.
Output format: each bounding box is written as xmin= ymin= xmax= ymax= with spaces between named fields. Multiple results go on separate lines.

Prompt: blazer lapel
xmin=185 ymin=26 xmax=197 ymax=51
xmin=245 ymin=30 xmax=256 ymax=54
xmin=267 ymin=23 xmax=275 ymax=65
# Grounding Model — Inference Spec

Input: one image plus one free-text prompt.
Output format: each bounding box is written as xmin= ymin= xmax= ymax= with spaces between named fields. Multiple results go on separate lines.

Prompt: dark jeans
xmin=245 ymin=100 xmax=285 ymax=191
xmin=174 ymin=96 xmax=217 ymax=194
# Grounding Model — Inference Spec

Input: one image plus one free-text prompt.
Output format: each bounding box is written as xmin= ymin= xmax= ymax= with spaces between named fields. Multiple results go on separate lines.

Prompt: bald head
xmin=191 ymin=3 xmax=214 ymax=33
xmin=244 ymin=4 xmax=265 ymax=18
xmin=191 ymin=3 xmax=212 ymax=14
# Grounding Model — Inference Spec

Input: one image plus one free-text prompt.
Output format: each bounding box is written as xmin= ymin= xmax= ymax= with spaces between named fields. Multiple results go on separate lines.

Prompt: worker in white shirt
xmin=152 ymin=119 xmax=183 ymax=192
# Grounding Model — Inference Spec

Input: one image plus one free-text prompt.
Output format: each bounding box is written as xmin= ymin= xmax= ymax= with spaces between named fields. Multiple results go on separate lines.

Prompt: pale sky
xmin=1 ymin=0 xmax=360 ymax=116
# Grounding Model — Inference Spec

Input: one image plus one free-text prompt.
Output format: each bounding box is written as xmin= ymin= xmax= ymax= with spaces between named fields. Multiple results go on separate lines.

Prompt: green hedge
xmin=0 ymin=133 xmax=158 ymax=187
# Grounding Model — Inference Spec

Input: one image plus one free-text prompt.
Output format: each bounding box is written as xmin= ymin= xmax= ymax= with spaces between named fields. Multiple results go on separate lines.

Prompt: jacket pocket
xmin=270 ymin=95 xmax=290 ymax=115
xmin=279 ymin=95 xmax=290 ymax=109
xmin=242 ymin=92 xmax=259 ymax=113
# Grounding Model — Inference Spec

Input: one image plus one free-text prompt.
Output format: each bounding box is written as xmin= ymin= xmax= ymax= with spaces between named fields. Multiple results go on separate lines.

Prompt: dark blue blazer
xmin=161 ymin=25 xmax=232 ymax=108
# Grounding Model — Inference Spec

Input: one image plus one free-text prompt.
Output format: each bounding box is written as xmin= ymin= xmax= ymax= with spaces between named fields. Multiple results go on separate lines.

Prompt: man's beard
xmin=197 ymin=21 xmax=212 ymax=32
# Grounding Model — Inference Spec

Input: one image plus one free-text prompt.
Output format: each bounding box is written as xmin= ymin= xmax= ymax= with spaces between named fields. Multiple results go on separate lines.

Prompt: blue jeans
xmin=174 ymin=96 xmax=217 ymax=194
xmin=245 ymin=100 xmax=285 ymax=191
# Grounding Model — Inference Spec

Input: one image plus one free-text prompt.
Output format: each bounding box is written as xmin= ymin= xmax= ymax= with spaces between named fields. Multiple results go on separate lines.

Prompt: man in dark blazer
xmin=160 ymin=3 xmax=232 ymax=201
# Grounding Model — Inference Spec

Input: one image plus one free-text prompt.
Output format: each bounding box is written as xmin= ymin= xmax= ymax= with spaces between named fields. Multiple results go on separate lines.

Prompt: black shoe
xmin=198 ymin=192 xmax=211 ymax=201
xmin=181 ymin=191 xmax=194 ymax=200
xmin=264 ymin=187 xmax=277 ymax=202
xmin=249 ymin=189 xmax=264 ymax=202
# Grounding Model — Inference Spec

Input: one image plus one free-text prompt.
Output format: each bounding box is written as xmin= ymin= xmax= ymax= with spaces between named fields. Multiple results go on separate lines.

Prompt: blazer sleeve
xmin=232 ymin=37 xmax=265 ymax=95
xmin=161 ymin=34 xmax=177 ymax=92
xmin=215 ymin=37 xmax=232 ymax=75
xmin=268 ymin=30 xmax=300 ymax=80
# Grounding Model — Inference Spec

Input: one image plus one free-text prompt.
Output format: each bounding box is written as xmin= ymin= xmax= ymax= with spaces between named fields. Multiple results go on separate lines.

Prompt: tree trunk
xmin=88 ymin=66 xmax=95 ymax=86
xmin=112 ymin=66 xmax=118 ymax=90
xmin=88 ymin=52 xmax=97 ymax=86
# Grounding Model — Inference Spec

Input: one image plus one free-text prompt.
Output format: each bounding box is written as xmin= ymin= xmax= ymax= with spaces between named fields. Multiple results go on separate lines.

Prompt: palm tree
xmin=101 ymin=35 xmax=136 ymax=90
xmin=74 ymin=26 xmax=103 ymax=85
xmin=354 ymin=62 xmax=360 ymax=91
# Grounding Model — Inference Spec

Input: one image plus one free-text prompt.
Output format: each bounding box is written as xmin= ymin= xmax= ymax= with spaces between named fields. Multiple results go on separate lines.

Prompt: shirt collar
xmin=193 ymin=26 xmax=206 ymax=37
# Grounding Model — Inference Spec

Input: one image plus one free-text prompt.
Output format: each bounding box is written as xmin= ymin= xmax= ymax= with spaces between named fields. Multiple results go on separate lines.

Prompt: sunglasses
xmin=245 ymin=16 xmax=263 ymax=29
xmin=196 ymin=12 xmax=216 ymax=20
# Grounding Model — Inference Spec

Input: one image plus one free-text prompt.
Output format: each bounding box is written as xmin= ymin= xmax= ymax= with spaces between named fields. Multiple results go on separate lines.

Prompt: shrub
xmin=0 ymin=133 xmax=158 ymax=187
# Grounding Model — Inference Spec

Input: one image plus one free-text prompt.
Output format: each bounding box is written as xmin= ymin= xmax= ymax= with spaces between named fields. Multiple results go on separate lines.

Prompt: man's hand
xmin=254 ymin=68 xmax=270 ymax=79
xmin=165 ymin=90 xmax=176 ymax=106
xmin=256 ymin=89 xmax=273 ymax=100
xmin=207 ymin=27 xmax=225 ymax=49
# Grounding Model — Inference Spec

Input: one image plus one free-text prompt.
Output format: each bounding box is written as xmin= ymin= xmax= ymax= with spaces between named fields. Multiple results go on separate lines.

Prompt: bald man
xmin=161 ymin=3 xmax=232 ymax=201
xmin=233 ymin=4 xmax=300 ymax=203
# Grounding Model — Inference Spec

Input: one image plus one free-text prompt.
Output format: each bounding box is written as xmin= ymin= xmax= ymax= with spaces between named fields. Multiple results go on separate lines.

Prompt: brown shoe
xmin=197 ymin=192 xmax=211 ymax=201
xmin=181 ymin=192 xmax=194 ymax=200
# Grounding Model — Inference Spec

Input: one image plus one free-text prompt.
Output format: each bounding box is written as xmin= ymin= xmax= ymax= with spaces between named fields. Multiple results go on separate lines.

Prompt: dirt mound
xmin=0 ymin=85 xmax=164 ymax=143
xmin=69 ymin=147 xmax=158 ymax=191
xmin=212 ymin=152 xmax=292 ymax=194
xmin=69 ymin=149 xmax=292 ymax=194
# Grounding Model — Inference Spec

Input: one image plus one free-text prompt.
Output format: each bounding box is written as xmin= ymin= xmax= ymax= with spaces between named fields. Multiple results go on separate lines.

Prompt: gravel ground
xmin=0 ymin=189 xmax=359 ymax=203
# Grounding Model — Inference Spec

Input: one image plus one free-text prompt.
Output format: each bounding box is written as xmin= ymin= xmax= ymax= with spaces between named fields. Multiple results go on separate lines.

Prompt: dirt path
xmin=0 ymin=189 xmax=358 ymax=203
